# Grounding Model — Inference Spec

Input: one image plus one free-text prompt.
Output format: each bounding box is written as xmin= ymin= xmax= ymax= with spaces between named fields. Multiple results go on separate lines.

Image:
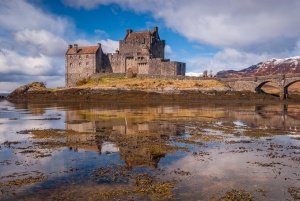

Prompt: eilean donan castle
xmin=65 ymin=27 xmax=186 ymax=87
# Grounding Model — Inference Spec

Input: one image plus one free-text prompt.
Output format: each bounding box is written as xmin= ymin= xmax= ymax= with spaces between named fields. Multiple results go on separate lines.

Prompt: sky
xmin=1 ymin=0 xmax=300 ymax=92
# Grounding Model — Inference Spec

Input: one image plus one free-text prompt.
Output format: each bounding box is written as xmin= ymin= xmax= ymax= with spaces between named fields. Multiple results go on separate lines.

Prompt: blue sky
xmin=35 ymin=0 xmax=219 ymax=62
xmin=1 ymin=0 xmax=300 ymax=92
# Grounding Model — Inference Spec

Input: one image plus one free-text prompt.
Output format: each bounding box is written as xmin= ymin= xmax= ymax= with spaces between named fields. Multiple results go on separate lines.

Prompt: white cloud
xmin=165 ymin=45 xmax=173 ymax=54
xmin=63 ymin=0 xmax=300 ymax=51
xmin=15 ymin=29 xmax=68 ymax=57
xmin=73 ymin=38 xmax=119 ymax=53
xmin=94 ymin=29 xmax=109 ymax=38
xmin=0 ymin=82 xmax=20 ymax=93
xmin=0 ymin=49 xmax=56 ymax=75
xmin=0 ymin=0 xmax=72 ymax=92
xmin=2 ymin=0 xmax=300 ymax=92
xmin=187 ymin=48 xmax=272 ymax=74
xmin=64 ymin=0 xmax=300 ymax=74
xmin=100 ymin=39 xmax=119 ymax=53
xmin=294 ymin=39 xmax=300 ymax=55
xmin=0 ymin=0 xmax=119 ymax=93
xmin=0 ymin=1 xmax=69 ymax=34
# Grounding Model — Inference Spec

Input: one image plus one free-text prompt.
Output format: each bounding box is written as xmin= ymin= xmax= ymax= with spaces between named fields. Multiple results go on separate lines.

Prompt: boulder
xmin=8 ymin=82 xmax=47 ymax=99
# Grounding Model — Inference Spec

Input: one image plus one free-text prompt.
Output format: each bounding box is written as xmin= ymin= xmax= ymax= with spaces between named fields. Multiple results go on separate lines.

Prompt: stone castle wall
xmin=148 ymin=59 xmax=185 ymax=76
xmin=65 ymin=27 xmax=186 ymax=87
xmin=107 ymin=53 xmax=124 ymax=73
xmin=150 ymin=40 xmax=165 ymax=58
xmin=66 ymin=50 xmax=102 ymax=87
xmin=105 ymin=55 xmax=185 ymax=76
xmin=119 ymin=40 xmax=150 ymax=57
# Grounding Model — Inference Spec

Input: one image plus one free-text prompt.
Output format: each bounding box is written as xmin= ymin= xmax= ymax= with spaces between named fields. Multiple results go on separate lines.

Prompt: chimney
xmin=68 ymin=44 xmax=73 ymax=49
xmin=126 ymin=29 xmax=133 ymax=34
xmin=153 ymin=26 xmax=158 ymax=32
xmin=74 ymin=44 xmax=78 ymax=52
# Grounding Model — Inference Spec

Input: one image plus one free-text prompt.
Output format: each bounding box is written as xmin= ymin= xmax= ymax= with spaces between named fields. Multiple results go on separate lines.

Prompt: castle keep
xmin=66 ymin=27 xmax=186 ymax=87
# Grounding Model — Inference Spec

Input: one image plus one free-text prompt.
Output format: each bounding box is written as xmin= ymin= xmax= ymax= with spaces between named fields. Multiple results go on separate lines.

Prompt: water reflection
xmin=65 ymin=108 xmax=186 ymax=168
xmin=0 ymin=100 xmax=299 ymax=200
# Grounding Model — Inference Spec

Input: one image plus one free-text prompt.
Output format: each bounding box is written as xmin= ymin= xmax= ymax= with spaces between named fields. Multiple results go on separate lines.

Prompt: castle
xmin=65 ymin=27 xmax=186 ymax=87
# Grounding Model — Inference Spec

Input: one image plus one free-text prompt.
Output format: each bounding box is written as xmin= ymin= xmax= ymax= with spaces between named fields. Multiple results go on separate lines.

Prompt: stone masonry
xmin=65 ymin=27 xmax=186 ymax=87
xmin=221 ymin=73 xmax=300 ymax=100
xmin=65 ymin=44 xmax=102 ymax=87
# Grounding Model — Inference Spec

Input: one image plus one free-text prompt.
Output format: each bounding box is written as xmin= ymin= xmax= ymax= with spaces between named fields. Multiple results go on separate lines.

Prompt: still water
xmin=0 ymin=100 xmax=299 ymax=200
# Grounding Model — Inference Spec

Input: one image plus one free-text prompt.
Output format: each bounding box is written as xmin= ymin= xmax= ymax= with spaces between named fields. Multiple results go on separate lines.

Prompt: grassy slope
xmin=76 ymin=76 xmax=225 ymax=90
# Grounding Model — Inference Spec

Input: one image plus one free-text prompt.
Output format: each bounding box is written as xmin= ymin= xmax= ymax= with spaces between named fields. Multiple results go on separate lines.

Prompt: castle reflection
xmin=66 ymin=108 xmax=187 ymax=168
xmin=63 ymin=104 xmax=300 ymax=168
xmin=7 ymin=101 xmax=300 ymax=168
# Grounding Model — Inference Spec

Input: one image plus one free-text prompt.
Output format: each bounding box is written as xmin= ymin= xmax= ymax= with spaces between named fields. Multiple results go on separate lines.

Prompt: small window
xmin=79 ymin=62 xmax=82 ymax=66
xmin=70 ymin=55 xmax=73 ymax=59
xmin=86 ymin=62 xmax=89 ymax=66
xmin=79 ymin=55 xmax=82 ymax=59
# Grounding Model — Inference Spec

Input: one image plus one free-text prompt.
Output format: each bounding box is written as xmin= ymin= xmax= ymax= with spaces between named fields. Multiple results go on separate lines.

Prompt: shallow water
xmin=0 ymin=100 xmax=299 ymax=200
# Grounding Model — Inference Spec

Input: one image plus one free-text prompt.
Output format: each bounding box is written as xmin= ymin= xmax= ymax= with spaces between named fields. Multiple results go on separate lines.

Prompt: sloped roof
xmin=66 ymin=45 xmax=100 ymax=55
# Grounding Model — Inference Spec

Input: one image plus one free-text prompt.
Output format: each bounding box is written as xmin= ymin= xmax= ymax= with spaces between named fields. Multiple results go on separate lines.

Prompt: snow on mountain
xmin=186 ymin=72 xmax=203 ymax=77
xmin=216 ymin=56 xmax=300 ymax=78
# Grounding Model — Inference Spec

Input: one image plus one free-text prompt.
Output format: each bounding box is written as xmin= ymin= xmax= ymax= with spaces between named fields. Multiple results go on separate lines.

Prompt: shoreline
xmin=4 ymin=81 xmax=300 ymax=104
xmin=5 ymin=86 xmax=300 ymax=104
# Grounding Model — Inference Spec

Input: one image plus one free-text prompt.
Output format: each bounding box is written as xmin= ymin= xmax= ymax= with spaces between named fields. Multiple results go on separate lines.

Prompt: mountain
xmin=216 ymin=56 xmax=300 ymax=78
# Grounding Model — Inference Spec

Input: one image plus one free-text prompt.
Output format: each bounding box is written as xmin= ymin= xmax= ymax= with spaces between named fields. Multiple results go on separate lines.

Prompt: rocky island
xmin=6 ymin=75 xmax=299 ymax=104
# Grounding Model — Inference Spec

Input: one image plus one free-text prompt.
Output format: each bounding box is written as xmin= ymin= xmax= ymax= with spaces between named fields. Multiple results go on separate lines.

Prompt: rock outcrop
xmin=7 ymin=82 xmax=48 ymax=99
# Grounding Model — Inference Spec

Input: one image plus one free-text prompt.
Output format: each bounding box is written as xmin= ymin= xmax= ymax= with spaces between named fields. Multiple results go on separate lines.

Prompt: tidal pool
xmin=0 ymin=100 xmax=299 ymax=200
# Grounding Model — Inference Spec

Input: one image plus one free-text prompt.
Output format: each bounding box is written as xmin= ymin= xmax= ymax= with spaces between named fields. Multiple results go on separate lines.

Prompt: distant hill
xmin=216 ymin=56 xmax=300 ymax=78
xmin=0 ymin=93 xmax=9 ymax=97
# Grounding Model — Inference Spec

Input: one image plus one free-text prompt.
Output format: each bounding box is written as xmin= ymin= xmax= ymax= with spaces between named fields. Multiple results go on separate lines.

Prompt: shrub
xmin=126 ymin=68 xmax=137 ymax=78
xmin=31 ymin=82 xmax=46 ymax=88
xmin=76 ymin=78 xmax=88 ymax=86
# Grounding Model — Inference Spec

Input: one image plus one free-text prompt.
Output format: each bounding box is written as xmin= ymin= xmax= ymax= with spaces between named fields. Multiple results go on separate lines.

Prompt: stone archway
xmin=284 ymin=80 xmax=300 ymax=99
xmin=255 ymin=81 xmax=270 ymax=93
xmin=255 ymin=81 xmax=281 ymax=96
